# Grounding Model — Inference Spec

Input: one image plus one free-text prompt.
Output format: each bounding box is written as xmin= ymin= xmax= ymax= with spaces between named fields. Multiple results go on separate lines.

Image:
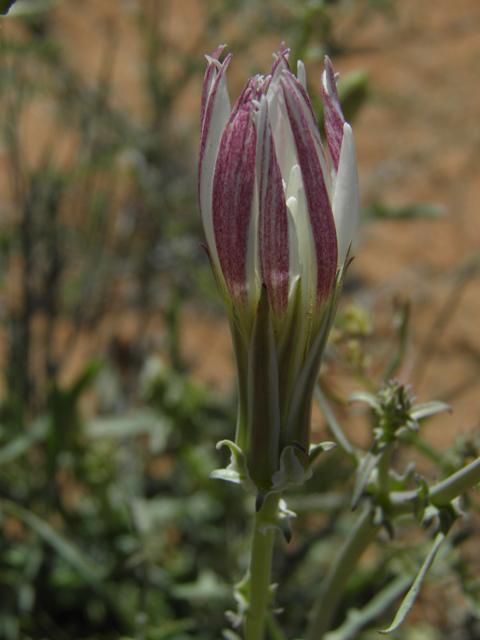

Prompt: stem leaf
xmin=410 ymin=401 xmax=450 ymax=421
xmin=378 ymin=514 xmax=452 ymax=634
xmin=323 ymin=573 xmax=412 ymax=640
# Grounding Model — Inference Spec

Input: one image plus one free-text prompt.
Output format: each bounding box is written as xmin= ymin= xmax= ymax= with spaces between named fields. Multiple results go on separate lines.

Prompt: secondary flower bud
xmin=199 ymin=44 xmax=360 ymax=491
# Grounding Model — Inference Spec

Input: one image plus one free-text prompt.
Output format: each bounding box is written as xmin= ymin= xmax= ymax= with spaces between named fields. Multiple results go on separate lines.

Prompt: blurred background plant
xmin=0 ymin=0 xmax=479 ymax=639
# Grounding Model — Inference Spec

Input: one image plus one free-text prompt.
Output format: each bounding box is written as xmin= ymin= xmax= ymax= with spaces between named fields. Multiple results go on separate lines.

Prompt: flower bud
xmin=199 ymin=44 xmax=360 ymax=491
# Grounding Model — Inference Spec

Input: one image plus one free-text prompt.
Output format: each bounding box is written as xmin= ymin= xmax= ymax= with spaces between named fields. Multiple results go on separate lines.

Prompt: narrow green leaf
xmin=410 ymin=401 xmax=450 ymax=421
xmin=349 ymin=391 xmax=381 ymax=410
xmin=378 ymin=515 xmax=452 ymax=634
xmin=323 ymin=573 xmax=412 ymax=640
xmin=351 ymin=449 xmax=384 ymax=510
xmin=315 ymin=385 xmax=359 ymax=464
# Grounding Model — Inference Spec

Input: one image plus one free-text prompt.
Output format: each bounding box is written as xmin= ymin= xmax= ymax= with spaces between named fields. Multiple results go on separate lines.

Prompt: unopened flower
xmin=199 ymin=44 xmax=360 ymax=492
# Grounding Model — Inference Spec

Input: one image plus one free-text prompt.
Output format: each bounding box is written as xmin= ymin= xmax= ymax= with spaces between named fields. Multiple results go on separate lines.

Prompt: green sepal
xmin=270 ymin=441 xmax=336 ymax=493
xmin=277 ymin=499 xmax=297 ymax=543
xmin=246 ymin=284 xmax=281 ymax=489
xmin=284 ymin=287 xmax=339 ymax=451
xmin=229 ymin=310 xmax=250 ymax=454
xmin=202 ymin=244 xmax=251 ymax=456
xmin=272 ymin=445 xmax=309 ymax=489
xmin=308 ymin=441 xmax=337 ymax=468
xmin=210 ymin=440 xmax=256 ymax=492
xmin=211 ymin=439 xmax=336 ymax=498
xmin=256 ymin=441 xmax=337 ymax=511
xmin=275 ymin=517 xmax=293 ymax=544
xmin=255 ymin=490 xmax=269 ymax=512
xmin=258 ymin=499 xmax=297 ymax=544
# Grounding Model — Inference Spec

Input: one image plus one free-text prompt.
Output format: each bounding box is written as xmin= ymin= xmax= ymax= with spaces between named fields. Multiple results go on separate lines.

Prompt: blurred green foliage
xmin=0 ymin=1 xmax=478 ymax=640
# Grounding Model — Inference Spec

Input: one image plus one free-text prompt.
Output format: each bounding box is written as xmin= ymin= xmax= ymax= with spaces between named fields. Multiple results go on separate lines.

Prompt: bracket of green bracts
xmin=210 ymin=439 xmax=337 ymax=542
xmin=211 ymin=439 xmax=336 ymax=510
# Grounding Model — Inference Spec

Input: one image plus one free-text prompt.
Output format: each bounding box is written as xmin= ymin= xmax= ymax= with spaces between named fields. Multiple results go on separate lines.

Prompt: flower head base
xmin=199 ymin=45 xmax=360 ymax=491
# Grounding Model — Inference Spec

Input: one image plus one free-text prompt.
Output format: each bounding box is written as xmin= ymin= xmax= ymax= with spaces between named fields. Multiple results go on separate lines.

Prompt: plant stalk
xmin=429 ymin=455 xmax=480 ymax=506
xmin=306 ymin=506 xmax=381 ymax=640
xmin=245 ymin=493 xmax=280 ymax=640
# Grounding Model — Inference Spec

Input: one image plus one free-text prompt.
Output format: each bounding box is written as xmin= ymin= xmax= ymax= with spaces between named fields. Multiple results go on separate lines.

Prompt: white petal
xmin=199 ymin=66 xmax=231 ymax=271
xmin=286 ymin=165 xmax=315 ymax=315
xmin=297 ymin=60 xmax=307 ymax=92
xmin=266 ymin=87 xmax=297 ymax=183
xmin=286 ymin=198 xmax=302 ymax=289
xmin=332 ymin=123 xmax=360 ymax=267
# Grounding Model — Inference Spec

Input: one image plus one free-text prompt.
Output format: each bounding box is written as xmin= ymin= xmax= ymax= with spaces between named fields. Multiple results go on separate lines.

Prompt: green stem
xmin=429 ymin=455 xmax=480 ymax=506
xmin=306 ymin=506 xmax=381 ymax=640
xmin=388 ymin=455 xmax=480 ymax=517
xmin=245 ymin=493 xmax=280 ymax=640
xmin=377 ymin=445 xmax=392 ymax=498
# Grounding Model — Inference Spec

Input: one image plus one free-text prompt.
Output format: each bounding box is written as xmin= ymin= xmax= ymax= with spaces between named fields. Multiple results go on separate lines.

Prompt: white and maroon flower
xmin=199 ymin=45 xmax=360 ymax=492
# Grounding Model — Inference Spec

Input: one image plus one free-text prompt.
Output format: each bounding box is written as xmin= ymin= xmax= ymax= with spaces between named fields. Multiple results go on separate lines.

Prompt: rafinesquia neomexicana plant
xmin=198 ymin=43 xmax=480 ymax=640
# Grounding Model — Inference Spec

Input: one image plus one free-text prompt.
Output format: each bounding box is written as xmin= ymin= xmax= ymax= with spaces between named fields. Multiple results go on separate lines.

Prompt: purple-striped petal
xmin=212 ymin=91 xmax=257 ymax=309
xmin=281 ymin=74 xmax=338 ymax=306
xmin=321 ymin=56 xmax=345 ymax=174
xmin=270 ymin=43 xmax=290 ymax=80
xmin=280 ymin=70 xmax=330 ymax=185
xmin=200 ymin=45 xmax=226 ymax=132
xmin=255 ymin=96 xmax=290 ymax=317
